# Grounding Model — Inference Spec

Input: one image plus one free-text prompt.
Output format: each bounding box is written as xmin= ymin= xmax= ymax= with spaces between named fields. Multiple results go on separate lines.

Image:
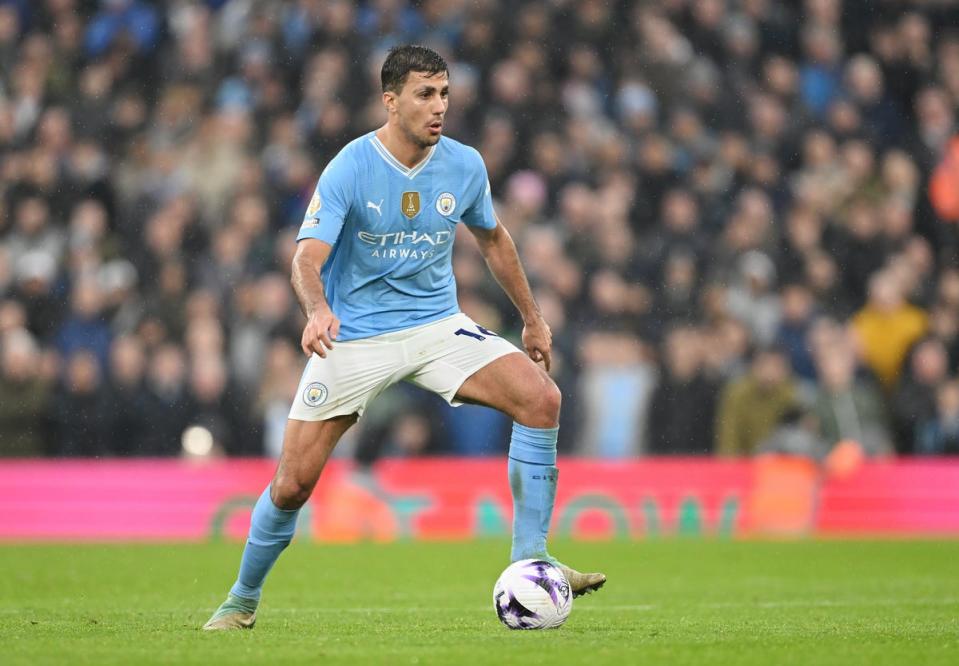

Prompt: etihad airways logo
xmin=357 ymin=230 xmax=451 ymax=246
xmin=357 ymin=229 xmax=451 ymax=260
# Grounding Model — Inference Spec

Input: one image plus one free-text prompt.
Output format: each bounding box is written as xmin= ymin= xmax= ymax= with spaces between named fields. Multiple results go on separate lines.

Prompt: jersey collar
xmin=369 ymin=134 xmax=437 ymax=179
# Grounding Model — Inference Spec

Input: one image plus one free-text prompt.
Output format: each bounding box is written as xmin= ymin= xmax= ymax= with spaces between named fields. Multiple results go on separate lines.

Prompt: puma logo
xmin=367 ymin=199 xmax=384 ymax=216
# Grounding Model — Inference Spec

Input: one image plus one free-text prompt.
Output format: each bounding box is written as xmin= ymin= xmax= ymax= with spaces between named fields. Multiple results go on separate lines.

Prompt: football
xmin=493 ymin=559 xmax=572 ymax=630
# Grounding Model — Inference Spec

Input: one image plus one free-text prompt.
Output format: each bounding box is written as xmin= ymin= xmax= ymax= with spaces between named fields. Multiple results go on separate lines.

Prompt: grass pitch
xmin=1 ymin=539 xmax=957 ymax=665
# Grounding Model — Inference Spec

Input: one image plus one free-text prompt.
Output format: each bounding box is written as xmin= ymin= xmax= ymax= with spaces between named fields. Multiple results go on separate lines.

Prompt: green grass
xmin=1 ymin=540 xmax=957 ymax=665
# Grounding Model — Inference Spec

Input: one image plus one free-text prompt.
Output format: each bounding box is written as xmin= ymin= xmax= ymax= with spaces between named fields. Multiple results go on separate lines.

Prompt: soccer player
xmin=204 ymin=45 xmax=606 ymax=630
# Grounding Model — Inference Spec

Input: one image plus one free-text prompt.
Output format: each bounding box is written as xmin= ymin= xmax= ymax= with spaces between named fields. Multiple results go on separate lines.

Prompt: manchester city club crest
xmin=401 ymin=191 xmax=421 ymax=219
xmin=302 ymin=382 xmax=328 ymax=407
xmin=435 ymin=192 xmax=456 ymax=216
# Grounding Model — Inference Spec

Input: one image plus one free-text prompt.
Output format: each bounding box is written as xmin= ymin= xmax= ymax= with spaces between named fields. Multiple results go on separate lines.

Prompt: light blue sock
xmin=229 ymin=486 xmax=300 ymax=602
xmin=508 ymin=423 xmax=559 ymax=562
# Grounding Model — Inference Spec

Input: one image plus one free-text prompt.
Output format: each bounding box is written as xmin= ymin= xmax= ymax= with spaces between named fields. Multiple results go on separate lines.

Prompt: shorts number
xmin=454 ymin=325 xmax=499 ymax=341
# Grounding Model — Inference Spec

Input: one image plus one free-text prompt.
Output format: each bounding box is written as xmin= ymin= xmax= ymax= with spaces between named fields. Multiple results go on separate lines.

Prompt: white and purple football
xmin=493 ymin=559 xmax=572 ymax=630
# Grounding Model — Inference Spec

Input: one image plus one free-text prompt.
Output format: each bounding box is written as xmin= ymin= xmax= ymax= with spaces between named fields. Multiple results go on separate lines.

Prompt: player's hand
xmin=301 ymin=306 xmax=340 ymax=358
xmin=522 ymin=314 xmax=553 ymax=372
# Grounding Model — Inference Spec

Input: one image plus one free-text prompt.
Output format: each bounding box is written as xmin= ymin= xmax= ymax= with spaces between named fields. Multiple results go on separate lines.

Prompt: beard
xmin=400 ymin=116 xmax=440 ymax=149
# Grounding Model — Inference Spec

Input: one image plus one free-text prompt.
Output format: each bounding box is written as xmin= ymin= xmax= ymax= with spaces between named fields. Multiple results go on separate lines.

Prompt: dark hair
xmin=381 ymin=45 xmax=448 ymax=93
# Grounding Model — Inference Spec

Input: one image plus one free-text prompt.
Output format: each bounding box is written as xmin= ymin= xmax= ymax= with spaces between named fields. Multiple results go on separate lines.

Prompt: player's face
xmin=390 ymin=71 xmax=449 ymax=149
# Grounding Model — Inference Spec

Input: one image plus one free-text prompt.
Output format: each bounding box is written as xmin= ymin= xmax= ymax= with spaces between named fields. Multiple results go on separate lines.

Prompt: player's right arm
xmin=293 ymin=147 xmax=355 ymax=358
xmin=291 ymin=239 xmax=339 ymax=358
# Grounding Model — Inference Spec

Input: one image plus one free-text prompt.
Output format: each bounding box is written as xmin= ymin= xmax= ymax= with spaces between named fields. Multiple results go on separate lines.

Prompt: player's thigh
xmin=290 ymin=333 xmax=407 ymax=423
xmin=404 ymin=314 xmax=522 ymax=404
xmin=454 ymin=352 xmax=560 ymax=427
xmin=271 ymin=414 xmax=357 ymax=508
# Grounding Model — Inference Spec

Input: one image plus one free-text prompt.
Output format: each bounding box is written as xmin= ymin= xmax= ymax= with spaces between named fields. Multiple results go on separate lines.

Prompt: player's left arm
xmin=468 ymin=219 xmax=552 ymax=371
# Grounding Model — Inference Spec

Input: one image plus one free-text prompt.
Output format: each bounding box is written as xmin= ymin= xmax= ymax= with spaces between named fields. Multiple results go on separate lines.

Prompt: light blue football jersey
xmin=296 ymin=131 xmax=497 ymax=340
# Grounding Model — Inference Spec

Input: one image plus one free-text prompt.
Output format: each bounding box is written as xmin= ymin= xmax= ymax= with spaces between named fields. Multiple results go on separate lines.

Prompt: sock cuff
xmin=251 ymin=487 xmax=300 ymax=540
xmin=509 ymin=422 xmax=558 ymax=466
xmin=262 ymin=487 xmax=299 ymax=516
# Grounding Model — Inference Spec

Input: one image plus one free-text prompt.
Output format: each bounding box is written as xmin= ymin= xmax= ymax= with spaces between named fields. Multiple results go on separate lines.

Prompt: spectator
xmin=184 ymin=355 xmax=259 ymax=456
xmin=142 ymin=344 xmax=190 ymax=456
xmin=800 ymin=24 xmax=844 ymax=117
xmin=716 ymin=346 xmax=798 ymax=456
xmin=892 ymin=338 xmax=950 ymax=454
xmin=577 ymin=332 xmax=655 ymax=458
xmin=834 ymin=200 xmax=889 ymax=304
xmin=647 ymin=327 xmax=719 ymax=455
xmin=55 ymin=276 xmax=112 ymax=372
xmin=51 ymin=349 xmax=110 ymax=456
xmin=0 ymin=4 xmax=21 ymax=76
xmin=804 ymin=250 xmax=856 ymax=320
xmin=4 ymin=196 xmax=64 ymax=263
xmin=776 ymin=283 xmax=818 ymax=382
xmin=0 ymin=328 xmax=51 ymax=456
xmin=652 ymin=249 xmax=701 ymax=328
xmin=927 ymin=304 xmax=959 ymax=370
xmin=778 ymin=207 xmax=825 ymax=286
xmin=917 ymin=380 xmax=959 ymax=456
xmin=845 ymin=54 xmax=905 ymax=147
xmin=813 ymin=345 xmax=892 ymax=456
xmin=255 ymin=338 xmax=301 ymax=459
xmin=102 ymin=334 xmax=150 ymax=455
xmin=10 ymin=250 xmax=61 ymax=341
xmin=85 ymin=0 xmax=160 ymax=59
xmin=702 ymin=317 xmax=751 ymax=382
xmin=850 ymin=270 xmax=928 ymax=390
xmin=726 ymin=250 xmax=781 ymax=345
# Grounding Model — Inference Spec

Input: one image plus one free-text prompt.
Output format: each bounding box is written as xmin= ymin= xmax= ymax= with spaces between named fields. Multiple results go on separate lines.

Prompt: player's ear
xmin=382 ymin=90 xmax=397 ymax=113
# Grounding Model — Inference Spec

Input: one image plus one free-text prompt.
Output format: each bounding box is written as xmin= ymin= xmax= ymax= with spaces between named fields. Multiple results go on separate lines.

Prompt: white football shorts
xmin=288 ymin=313 xmax=522 ymax=421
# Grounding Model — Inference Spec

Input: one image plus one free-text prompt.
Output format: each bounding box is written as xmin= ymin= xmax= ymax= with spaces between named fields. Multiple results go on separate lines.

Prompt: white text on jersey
xmin=357 ymin=230 xmax=452 ymax=246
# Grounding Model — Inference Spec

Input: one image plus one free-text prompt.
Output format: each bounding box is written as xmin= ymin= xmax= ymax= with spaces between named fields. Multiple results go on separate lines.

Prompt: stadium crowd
xmin=2 ymin=0 xmax=959 ymax=460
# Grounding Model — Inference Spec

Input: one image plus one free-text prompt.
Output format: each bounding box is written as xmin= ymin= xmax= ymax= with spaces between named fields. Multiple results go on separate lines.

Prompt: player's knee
xmin=540 ymin=380 xmax=562 ymax=423
xmin=271 ymin=476 xmax=313 ymax=510
xmin=518 ymin=376 xmax=561 ymax=426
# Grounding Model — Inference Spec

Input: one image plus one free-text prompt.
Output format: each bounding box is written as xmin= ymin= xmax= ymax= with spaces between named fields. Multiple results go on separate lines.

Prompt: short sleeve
xmin=296 ymin=151 xmax=354 ymax=245
xmin=459 ymin=149 xmax=497 ymax=230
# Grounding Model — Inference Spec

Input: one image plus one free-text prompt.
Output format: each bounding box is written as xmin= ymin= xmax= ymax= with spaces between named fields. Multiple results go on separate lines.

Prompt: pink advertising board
xmin=0 ymin=457 xmax=958 ymax=541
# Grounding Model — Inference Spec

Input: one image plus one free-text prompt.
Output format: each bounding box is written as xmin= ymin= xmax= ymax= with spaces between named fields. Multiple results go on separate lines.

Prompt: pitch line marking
xmin=251 ymin=598 xmax=959 ymax=614
xmin=4 ymin=599 xmax=957 ymax=616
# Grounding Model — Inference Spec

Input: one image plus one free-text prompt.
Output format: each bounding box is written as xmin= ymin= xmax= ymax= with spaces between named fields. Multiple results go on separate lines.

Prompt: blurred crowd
xmin=3 ymin=0 xmax=959 ymax=460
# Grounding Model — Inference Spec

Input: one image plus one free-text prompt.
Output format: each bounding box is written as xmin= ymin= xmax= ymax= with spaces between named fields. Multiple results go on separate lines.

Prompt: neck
xmin=375 ymin=123 xmax=431 ymax=168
